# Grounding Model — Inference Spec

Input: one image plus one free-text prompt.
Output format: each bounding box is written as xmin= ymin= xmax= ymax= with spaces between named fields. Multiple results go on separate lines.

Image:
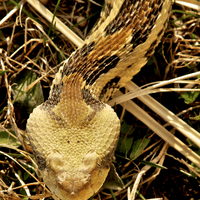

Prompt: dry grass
xmin=0 ymin=0 xmax=200 ymax=199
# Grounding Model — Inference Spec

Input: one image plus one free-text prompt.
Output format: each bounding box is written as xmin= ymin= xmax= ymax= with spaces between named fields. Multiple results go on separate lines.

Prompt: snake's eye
xmin=47 ymin=152 xmax=64 ymax=174
xmin=81 ymin=151 xmax=100 ymax=173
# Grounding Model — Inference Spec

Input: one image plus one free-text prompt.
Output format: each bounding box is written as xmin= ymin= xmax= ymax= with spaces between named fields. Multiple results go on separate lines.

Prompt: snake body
xmin=26 ymin=0 xmax=171 ymax=199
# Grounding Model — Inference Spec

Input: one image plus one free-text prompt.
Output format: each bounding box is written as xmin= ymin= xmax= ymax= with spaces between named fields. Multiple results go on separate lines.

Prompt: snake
xmin=26 ymin=0 xmax=171 ymax=199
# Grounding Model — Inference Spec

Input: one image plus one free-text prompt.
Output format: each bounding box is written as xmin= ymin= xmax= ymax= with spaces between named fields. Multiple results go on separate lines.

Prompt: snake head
xmin=27 ymin=73 xmax=120 ymax=199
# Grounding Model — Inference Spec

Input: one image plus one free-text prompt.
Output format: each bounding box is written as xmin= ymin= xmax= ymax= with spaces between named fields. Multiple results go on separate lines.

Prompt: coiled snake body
xmin=26 ymin=0 xmax=171 ymax=199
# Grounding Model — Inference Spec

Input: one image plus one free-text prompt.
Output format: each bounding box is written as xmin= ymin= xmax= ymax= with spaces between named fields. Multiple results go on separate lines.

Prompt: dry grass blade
xmin=113 ymin=90 xmax=200 ymax=168
xmin=26 ymin=0 xmax=83 ymax=47
xmin=109 ymin=71 xmax=200 ymax=106
xmin=127 ymin=82 xmax=200 ymax=148
xmin=173 ymin=0 xmax=200 ymax=11
xmin=0 ymin=0 xmax=24 ymax=26
xmin=127 ymin=170 xmax=145 ymax=200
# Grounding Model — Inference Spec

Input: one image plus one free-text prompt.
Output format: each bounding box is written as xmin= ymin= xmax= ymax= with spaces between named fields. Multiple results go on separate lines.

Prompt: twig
xmin=127 ymin=170 xmax=145 ymax=200
xmin=26 ymin=0 xmax=83 ymax=47
xmin=0 ymin=0 xmax=24 ymax=26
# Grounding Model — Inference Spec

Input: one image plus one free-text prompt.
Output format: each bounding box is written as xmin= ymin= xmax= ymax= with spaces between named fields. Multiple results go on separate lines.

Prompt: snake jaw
xmin=41 ymin=150 xmax=111 ymax=200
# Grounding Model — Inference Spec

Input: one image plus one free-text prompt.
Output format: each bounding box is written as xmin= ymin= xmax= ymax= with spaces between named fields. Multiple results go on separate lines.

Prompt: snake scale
xmin=26 ymin=0 xmax=171 ymax=199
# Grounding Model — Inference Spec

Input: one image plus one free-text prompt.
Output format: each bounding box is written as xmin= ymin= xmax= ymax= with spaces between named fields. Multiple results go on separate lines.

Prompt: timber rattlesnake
xmin=26 ymin=0 xmax=171 ymax=199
